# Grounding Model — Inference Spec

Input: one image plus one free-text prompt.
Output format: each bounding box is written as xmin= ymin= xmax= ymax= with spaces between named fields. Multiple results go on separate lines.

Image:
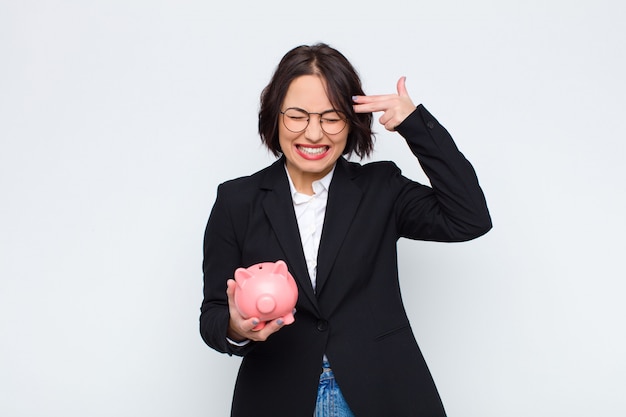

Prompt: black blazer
xmin=200 ymin=105 xmax=492 ymax=417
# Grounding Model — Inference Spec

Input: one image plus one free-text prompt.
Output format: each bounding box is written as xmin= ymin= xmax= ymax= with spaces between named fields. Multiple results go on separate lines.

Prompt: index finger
xmin=352 ymin=94 xmax=398 ymax=114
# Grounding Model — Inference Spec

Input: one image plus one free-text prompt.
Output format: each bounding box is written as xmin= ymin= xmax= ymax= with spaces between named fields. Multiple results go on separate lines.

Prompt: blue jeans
xmin=314 ymin=361 xmax=355 ymax=417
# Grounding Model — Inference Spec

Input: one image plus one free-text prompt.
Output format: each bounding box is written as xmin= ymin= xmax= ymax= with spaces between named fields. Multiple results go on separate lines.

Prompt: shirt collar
xmin=285 ymin=164 xmax=335 ymax=204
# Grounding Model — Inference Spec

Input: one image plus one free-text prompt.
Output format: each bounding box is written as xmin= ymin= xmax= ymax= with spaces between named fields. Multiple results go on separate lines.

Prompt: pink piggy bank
xmin=233 ymin=260 xmax=298 ymax=330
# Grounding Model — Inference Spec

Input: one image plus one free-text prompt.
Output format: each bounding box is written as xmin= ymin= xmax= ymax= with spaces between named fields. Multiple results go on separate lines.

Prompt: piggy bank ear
xmin=272 ymin=260 xmax=289 ymax=278
xmin=234 ymin=267 xmax=253 ymax=285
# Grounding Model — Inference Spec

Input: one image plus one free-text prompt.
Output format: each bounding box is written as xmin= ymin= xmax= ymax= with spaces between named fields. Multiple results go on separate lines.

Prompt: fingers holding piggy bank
xmin=232 ymin=260 xmax=298 ymax=332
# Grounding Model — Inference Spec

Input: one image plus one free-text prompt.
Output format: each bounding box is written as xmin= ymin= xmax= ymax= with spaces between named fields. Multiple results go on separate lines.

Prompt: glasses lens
xmin=283 ymin=108 xmax=309 ymax=133
xmin=319 ymin=111 xmax=347 ymax=135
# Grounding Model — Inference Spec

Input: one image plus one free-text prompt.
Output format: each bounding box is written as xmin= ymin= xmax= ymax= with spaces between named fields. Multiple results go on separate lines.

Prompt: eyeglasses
xmin=280 ymin=107 xmax=348 ymax=135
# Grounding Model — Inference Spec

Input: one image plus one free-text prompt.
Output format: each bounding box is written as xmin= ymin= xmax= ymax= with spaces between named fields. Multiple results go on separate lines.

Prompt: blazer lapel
xmin=315 ymin=158 xmax=363 ymax=295
xmin=261 ymin=158 xmax=320 ymax=314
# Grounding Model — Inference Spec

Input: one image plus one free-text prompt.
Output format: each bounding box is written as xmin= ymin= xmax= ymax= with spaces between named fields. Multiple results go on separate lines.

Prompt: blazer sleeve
xmin=392 ymin=104 xmax=492 ymax=241
xmin=199 ymin=182 xmax=256 ymax=356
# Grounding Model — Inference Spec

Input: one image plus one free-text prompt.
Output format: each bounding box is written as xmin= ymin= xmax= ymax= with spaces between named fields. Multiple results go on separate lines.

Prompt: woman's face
xmin=278 ymin=75 xmax=349 ymax=191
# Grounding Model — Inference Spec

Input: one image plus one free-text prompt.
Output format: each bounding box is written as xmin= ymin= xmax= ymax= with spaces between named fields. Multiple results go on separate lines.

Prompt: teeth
xmin=298 ymin=146 xmax=327 ymax=155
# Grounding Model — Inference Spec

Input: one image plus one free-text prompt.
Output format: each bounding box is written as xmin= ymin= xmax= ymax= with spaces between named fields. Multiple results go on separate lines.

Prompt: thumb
xmin=396 ymin=76 xmax=408 ymax=97
xmin=226 ymin=279 xmax=237 ymax=303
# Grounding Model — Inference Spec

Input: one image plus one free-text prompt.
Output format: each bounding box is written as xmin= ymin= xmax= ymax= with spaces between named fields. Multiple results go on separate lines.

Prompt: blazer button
xmin=316 ymin=320 xmax=329 ymax=332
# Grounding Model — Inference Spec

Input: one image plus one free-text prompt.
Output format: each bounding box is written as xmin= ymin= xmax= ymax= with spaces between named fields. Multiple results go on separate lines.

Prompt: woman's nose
xmin=304 ymin=115 xmax=324 ymax=142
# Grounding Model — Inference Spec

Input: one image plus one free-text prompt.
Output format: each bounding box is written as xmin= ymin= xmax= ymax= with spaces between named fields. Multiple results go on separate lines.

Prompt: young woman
xmin=200 ymin=43 xmax=492 ymax=417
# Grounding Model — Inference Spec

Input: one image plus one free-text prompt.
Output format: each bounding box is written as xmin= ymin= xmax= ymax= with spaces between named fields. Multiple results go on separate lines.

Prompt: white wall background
xmin=1 ymin=1 xmax=625 ymax=416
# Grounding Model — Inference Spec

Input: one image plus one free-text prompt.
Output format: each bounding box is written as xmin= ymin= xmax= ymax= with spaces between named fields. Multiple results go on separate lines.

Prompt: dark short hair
xmin=258 ymin=43 xmax=374 ymax=159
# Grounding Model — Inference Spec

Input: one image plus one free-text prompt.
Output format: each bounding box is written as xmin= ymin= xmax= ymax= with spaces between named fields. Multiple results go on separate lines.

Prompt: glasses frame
xmin=280 ymin=107 xmax=348 ymax=135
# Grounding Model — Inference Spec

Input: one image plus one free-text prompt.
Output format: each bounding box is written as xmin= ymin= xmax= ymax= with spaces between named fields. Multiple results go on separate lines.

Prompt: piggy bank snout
xmin=256 ymin=294 xmax=277 ymax=314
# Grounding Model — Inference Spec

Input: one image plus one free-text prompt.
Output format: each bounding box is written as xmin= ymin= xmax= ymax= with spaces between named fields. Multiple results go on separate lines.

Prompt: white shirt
xmin=285 ymin=165 xmax=334 ymax=292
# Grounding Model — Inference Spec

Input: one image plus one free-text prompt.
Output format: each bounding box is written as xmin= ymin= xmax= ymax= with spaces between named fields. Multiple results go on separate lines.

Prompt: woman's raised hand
xmin=352 ymin=76 xmax=416 ymax=131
